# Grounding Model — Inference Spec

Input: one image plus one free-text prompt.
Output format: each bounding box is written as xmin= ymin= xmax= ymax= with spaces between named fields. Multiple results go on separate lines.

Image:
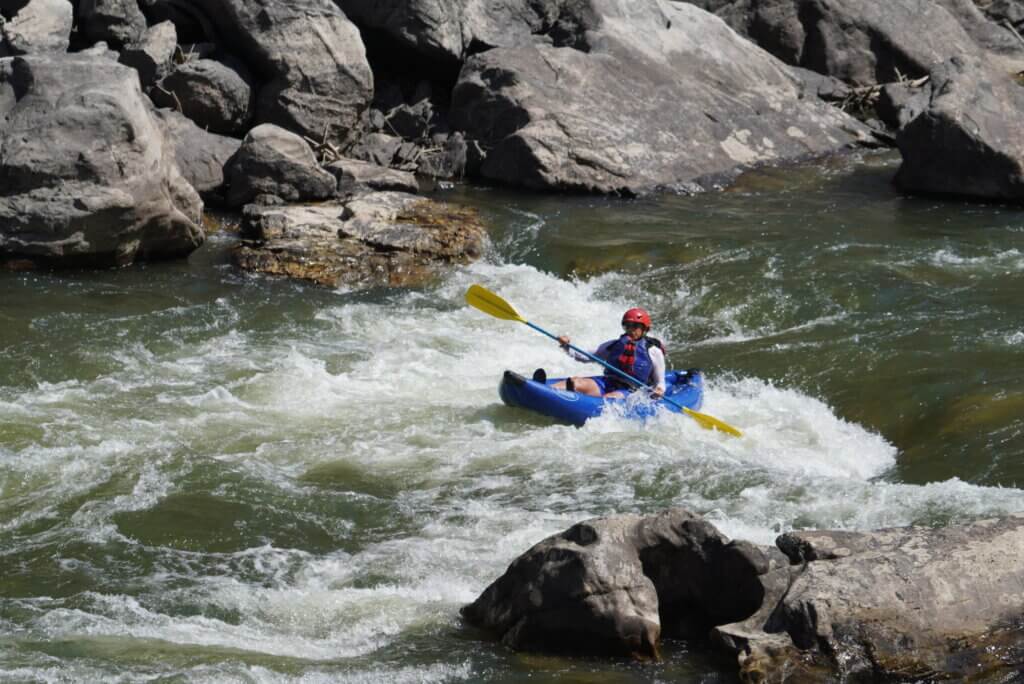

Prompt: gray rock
xmin=725 ymin=516 xmax=1024 ymax=680
xmin=78 ymin=0 xmax=147 ymax=48
xmin=138 ymin=0 xmax=216 ymax=44
xmin=0 ymin=53 xmax=204 ymax=268
xmin=151 ymin=57 xmax=253 ymax=134
xmin=176 ymin=0 xmax=373 ymax=148
xmin=875 ymin=79 xmax=931 ymax=131
xmin=461 ymin=508 xmax=786 ymax=657
xmin=349 ymin=132 xmax=403 ymax=167
xmin=324 ymin=157 xmax=419 ymax=195
xmin=451 ymin=0 xmax=874 ymax=195
xmin=1 ymin=0 xmax=72 ymax=54
xmin=338 ymin=0 xmax=561 ymax=62
xmin=895 ymin=56 xmax=1024 ymax=201
xmin=232 ymin=192 xmax=485 ymax=288
xmin=119 ymin=20 xmax=177 ymax=88
xmin=152 ymin=108 xmax=240 ymax=203
xmin=702 ymin=0 xmax=1024 ymax=87
xmin=224 ymin=123 xmax=337 ymax=208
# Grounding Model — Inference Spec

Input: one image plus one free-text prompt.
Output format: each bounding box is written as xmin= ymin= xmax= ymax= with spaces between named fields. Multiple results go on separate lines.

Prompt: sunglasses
xmin=623 ymin=322 xmax=646 ymax=330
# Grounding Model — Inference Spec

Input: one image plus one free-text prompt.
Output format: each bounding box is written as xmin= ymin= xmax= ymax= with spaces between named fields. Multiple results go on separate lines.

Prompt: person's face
xmin=623 ymin=322 xmax=646 ymax=340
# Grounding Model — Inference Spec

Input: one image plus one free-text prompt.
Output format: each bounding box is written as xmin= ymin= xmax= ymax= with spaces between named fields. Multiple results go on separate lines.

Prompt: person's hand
xmin=651 ymin=387 xmax=665 ymax=400
xmin=557 ymin=335 xmax=570 ymax=348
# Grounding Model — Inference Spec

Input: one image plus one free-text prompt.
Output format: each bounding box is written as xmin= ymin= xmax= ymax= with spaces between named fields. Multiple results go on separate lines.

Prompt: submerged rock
xmin=465 ymin=508 xmax=1024 ymax=682
xmin=232 ymin=192 xmax=485 ymax=288
xmin=0 ymin=53 xmax=204 ymax=268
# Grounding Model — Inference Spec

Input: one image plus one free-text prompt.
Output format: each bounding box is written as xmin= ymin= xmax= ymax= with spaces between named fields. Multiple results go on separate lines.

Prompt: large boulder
xmin=0 ymin=53 xmax=204 ymax=268
xmin=703 ymin=0 xmax=1023 ymax=86
xmin=718 ymin=515 xmax=1024 ymax=681
xmin=77 ymin=0 xmax=148 ymax=48
xmin=232 ymin=192 xmax=486 ymax=288
xmin=461 ymin=508 xmax=787 ymax=657
xmin=152 ymin=108 xmax=240 ymax=204
xmin=0 ymin=0 xmax=72 ymax=55
xmin=337 ymin=0 xmax=562 ymax=62
xmin=224 ymin=123 xmax=337 ymax=208
xmin=176 ymin=0 xmax=373 ymax=148
xmin=451 ymin=0 xmax=874 ymax=195
xmin=119 ymin=20 xmax=177 ymax=88
xmin=894 ymin=56 xmax=1024 ymax=201
xmin=150 ymin=57 xmax=254 ymax=134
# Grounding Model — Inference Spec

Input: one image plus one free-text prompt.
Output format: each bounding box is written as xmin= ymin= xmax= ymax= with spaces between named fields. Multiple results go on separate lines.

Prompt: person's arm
xmin=557 ymin=336 xmax=612 ymax=364
xmin=649 ymin=345 xmax=666 ymax=397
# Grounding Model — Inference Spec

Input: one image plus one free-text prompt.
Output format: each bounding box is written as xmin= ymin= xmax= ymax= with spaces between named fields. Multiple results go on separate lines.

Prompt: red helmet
xmin=621 ymin=307 xmax=652 ymax=329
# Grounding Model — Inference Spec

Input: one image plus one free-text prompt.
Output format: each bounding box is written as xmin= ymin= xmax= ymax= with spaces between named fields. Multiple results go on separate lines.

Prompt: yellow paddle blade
xmin=465 ymin=284 xmax=525 ymax=323
xmin=683 ymin=407 xmax=743 ymax=437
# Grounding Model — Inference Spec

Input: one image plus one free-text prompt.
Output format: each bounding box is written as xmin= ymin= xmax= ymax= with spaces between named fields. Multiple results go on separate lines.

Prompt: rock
xmin=451 ymin=0 xmax=874 ymax=195
xmin=416 ymin=132 xmax=467 ymax=179
xmin=461 ymin=508 xmax=787 ymax=658
xmin=183 ymin=0 xmax=373 ymax=148
xmin=895 ymin=56 xmax=1024 ymax=201
xmin=119 ymin=20 xmax=177 ymax=88
xmin=231 ymin=192 xmax=485 ymax=288
xmin=324 ymin=157 xmax=419 ymax=195
xmin=349 ymin=132 xmax=403 ymax=167
xmin=224 ymin=123 xmax=337 ymax=208
xmin=0 ymin=0 xmax=72 ymax=55
xmin=337 ymin=0 xmax=561 ymax=62
xmin=150 ymin=57 xmax=253 ymax=134
xmin=0 ymin=53 xmax=204 ymax=267
xmin=703 ymin=0 xmax=1024 ymax=87
xmin=722 ymin=516 xmax=1024 ymax=680
xmin=875 ymin=79 xmax=931 ymax=131
xmin=138 ymin=0 xmax=217 ymax=44
xmin=77 ymin=0 xmax=147 ymax=48
xmin=465 ymin=507 xmax=1024 ymax=681
xmin=151 ymin=108 xmax=240 ymax=204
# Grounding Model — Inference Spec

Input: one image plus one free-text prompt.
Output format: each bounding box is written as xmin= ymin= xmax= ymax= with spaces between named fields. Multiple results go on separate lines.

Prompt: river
xmin=2 ymin=150 xmax=1023 ymax=682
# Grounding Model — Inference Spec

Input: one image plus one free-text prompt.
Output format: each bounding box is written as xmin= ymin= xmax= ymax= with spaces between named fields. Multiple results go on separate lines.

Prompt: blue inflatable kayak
xmin=499 ymin=369 xmax=704 ymax=427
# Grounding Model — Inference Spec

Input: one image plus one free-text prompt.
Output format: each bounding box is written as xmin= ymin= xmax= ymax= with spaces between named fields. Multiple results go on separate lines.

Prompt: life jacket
xmin=602 ymin=335 xmax=666 ymax=388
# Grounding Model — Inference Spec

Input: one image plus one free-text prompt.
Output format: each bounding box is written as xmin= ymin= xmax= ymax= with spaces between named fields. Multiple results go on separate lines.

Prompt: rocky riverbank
xmin=462 ymin=508 xmax=1024 ymax=681
xmin=3 ymin=0 xmax=1024 ymax=279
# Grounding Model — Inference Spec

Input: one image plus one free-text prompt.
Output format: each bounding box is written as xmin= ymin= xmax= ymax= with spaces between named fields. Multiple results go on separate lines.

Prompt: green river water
xmin=1 ymin=150 xmax=1023 ymax=682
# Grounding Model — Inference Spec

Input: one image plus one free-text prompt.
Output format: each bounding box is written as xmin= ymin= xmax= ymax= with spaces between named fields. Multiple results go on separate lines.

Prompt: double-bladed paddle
xmin=465 ymin=284 xmax=742 ymax=437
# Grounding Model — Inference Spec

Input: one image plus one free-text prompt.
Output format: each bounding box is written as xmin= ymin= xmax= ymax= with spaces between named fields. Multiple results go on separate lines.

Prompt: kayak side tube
xmin=499 ymin=369 xmax=704 ymax=427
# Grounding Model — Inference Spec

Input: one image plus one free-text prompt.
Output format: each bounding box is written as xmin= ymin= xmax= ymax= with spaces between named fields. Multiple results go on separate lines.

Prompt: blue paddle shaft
xmin=523 ymin=320 xmax=686 ymax=411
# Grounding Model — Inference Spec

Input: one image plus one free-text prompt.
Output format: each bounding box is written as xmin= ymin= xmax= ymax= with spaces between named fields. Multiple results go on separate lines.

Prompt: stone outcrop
xmin=326 ymin=158 xmax=420 ymax=195
xmin=0 ymin=53 xmax=204 ymax=268
xmin=0 ymin=0 xmax=72 ymax=55
xmin=895 ymin=56 xmax=1024 ymax=201
xmin=232 ymin=192 xmax=486 ymax=288
xmin=150 ymin=57 xmax=254 ymax=134
xmin=119 ymin=20 xmax=177 ymax=88
xmin=337 ymin=0 xmax=562 ymax=62
xmin=464 ymin=508 xmax=1024 ymax=682
xmin=451 ymin=0 xmax=874 ymax=195
xmin=700 ymin=0 xmax=1024 ymax=86
xmin=77 ymin=0 xmax=148 ymax=48
xmin=180 ymin=0 xmax=374 ymax=148
xmin=224 ymin=124 xmax=338 ymax=208
xmin=461 ymin=508 xmax=788 ymax=658
xmin=152 ymin=108 xmax=241 ymax=204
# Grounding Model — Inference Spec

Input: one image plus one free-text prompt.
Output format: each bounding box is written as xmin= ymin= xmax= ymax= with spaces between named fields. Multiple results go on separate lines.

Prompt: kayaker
xmin=551 ymin=308 xmax=667 ymax=399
